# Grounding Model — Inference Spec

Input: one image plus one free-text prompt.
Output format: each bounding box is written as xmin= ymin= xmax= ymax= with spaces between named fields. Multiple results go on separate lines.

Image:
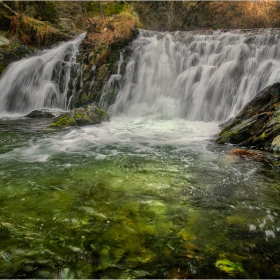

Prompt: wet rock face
xmin=0 ymin=44 xmax=34 ymax=76
xmin=25 ymin=110 xmax=55 ymax=118
xmin=217 ymin=82 xmax=280 ymax=151
xmin=71 ymin=8 xmax=139 ymax=110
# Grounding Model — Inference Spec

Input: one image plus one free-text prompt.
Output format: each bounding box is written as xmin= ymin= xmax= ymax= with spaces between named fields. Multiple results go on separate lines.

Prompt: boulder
xmin=57 ymin=18 xmax=76 ymax=33
xmin=25 ymin=110 xmax=55 ymax=118
xmin=50 ymin=104 xmax=109 ymax=128
xmin=217 ymin=82 xmax=280 ymax=151
xmin=0 ymin=35 xmax=10 ymax=46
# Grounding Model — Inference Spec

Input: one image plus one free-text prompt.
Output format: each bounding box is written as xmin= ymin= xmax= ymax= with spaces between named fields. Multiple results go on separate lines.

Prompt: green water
xmin=0 ymin=117 xmax=280 ymax=279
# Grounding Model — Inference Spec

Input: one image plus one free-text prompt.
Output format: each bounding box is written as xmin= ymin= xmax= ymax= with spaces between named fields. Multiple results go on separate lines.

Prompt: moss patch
xmin=86 ymin=2 xmax=127 ymax=16
xmin=49 ymin=116 xmax=76 ymax=128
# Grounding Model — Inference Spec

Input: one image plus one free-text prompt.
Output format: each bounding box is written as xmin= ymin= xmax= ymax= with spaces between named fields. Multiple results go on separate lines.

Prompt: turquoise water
xmin=0 ymin=116 xmax=280 ymax=279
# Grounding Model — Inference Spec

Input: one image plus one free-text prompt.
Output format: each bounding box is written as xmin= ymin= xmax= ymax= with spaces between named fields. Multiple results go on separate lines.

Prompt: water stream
xmin=0 ymin=33 xmax=85 ymax=115
xmin=0 ymin=30 xmax=280 ymax=278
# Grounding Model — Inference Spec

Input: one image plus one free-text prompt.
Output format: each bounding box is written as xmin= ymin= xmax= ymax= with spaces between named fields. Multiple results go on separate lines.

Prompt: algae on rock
xmin=217 ymin=83 xmax=280 ymax=151
xmin=50 ymin=104 xmax=109 ymax=128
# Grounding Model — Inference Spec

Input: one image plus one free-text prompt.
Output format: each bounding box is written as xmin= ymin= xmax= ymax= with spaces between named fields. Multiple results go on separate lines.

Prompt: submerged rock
xmin=50 ymin=104 xmax=109 ymax=128
xmin=217 ymin=83 xmax=280 ymax=151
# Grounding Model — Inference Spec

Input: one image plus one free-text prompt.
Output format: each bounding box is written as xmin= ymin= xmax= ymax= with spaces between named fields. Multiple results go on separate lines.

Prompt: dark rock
xmin=57 ymin=18 xmax=76 ymax=33
xmin=217 ymin=82 xmax=280 ymax=151
xmin=25 ymin=110 xmax=55 ymax=118
xmin=0 ymin=44 xmax=34 ymax=76
xmin=49 ymin=104 xmax=109 ymax=128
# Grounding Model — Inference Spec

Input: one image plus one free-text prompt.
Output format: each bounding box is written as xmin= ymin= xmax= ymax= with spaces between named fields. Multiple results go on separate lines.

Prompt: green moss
xmin=0 ymin=43 xmax=21 ymax=53
xmin=0 ymin=65 xmax=7 ymax=75
xmin=81 ymin=93 xmax=90 ymax=104
xmin=97 ymin=65 xmax=109 ymax=81
xmin=73 ymin=112 xmax=83 ymax=119
xmin=109 ymin=50 xmax=119 ymax=65
xmin=97 ymin=108 xmax=109 ymax=121
xmin=215 ymin=259 xmax=244 ymax=276
xmin=104 ymin=2 xmax=126 ymax=15
xmin=35 ymin=1 xmax=57 ymax=23
xmin=88 ymin=52 xmax=96 ymax=65
xmin=49 ymin=116 xmax=76 ymax=128
xmin=259 ymin=132 xmax=266 ymax=139
xmin=86 ymin=2 xmax=126 ymax=16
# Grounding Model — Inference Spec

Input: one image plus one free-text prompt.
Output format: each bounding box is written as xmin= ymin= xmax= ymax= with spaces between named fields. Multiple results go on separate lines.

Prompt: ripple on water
xmin=0 ymin=116 xmax=280 ymax=278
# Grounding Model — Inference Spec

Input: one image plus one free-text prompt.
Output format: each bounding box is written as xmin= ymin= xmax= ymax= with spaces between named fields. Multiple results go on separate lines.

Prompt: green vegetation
xmin=49 ymin=115 xmax=76 ymax=128
xmin=34 ymin=1 xmax=57 ymax=23
xmin=133 ymin=1 xmax=280 ymax=31
xmin=86 ymin=1 xmax=127 ymax=16
xmin=215 ymin=259 xmax=244 ymax=276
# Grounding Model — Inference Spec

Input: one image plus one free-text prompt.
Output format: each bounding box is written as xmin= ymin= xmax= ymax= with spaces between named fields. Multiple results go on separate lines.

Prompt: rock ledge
xmin=217 ymin=82 xmax=280 ymax=151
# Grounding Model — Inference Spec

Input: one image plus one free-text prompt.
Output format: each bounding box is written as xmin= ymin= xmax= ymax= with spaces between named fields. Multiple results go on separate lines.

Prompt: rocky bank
xmin=217 ymin=82 xmax=280 ymax=152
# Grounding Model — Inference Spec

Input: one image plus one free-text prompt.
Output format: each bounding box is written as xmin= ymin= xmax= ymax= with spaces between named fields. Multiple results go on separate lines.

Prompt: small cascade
xmin=110 ymin=29 xmax=280 ymax=122
xmin=99 ymin=51 xmax=124 ymax=110
xmin=0 ymin=33 xmax=86 ymax=115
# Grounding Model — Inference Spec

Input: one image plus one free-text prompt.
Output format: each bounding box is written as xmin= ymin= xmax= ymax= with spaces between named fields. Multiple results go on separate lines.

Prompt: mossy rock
xmin=8 ymin=13 xmax=72 ymax=46
xmin=25 ymin=110 xmax=55 ymax=118
xmin=217 ymin=83 xmax=280 ymax=151
xmin=50 ymin=104 xmax=109 ymax=128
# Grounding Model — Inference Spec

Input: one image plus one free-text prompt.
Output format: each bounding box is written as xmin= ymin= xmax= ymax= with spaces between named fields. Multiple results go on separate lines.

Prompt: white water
xmin=110 ymin=29 xmax=280 ymax=122
xmin=2 ymin=29 xmax=280 ymax=153
xmin=0 ymin=33 xmax=85 ymax=115
xmin=99 ymin=51 xmax=124 ymax=110
xmin=0 ymin=116 xmax=219 ymax=163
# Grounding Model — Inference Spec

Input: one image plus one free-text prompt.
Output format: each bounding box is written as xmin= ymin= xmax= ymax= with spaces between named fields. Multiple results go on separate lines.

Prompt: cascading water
xmin=99 ymin=51 xmax=124 ymax=110
xmin=0 ymin=33 xmax=85 ymax=115
xmin=110 ymin=29 xmax=280 ymax=122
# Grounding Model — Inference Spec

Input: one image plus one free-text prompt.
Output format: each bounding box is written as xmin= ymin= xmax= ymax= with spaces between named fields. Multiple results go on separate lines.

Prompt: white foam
xmin=110 ymin=29 xmax=280 ymax=122
xmin=0 ymin=116 xmax=220 ymax=162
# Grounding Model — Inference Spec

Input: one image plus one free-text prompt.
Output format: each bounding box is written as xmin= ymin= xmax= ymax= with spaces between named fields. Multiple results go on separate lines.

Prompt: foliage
xmin=8 ymin=13 xmax=70 ymax=46
xmin=86 ymin=1 xmax=127 ymax=16
xmin=34 ymin=1 xmax=57 ymax=23
xmin=132 ymin=1 xmax=280 ymax=31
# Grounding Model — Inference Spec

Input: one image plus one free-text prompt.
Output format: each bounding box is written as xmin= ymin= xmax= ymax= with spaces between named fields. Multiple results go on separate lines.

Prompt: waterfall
xmin=110 ymin=29 xmax=280 ymax=122
xmin=99 ymin=51 xmax=124 ymax=110
xmin=0 ymin=33 xmax=86 ymax=115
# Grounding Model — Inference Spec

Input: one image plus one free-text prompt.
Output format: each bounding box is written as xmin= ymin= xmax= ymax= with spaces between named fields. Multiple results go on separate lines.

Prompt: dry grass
xmin=81 ymin=10 xmax=139 ymax=66
xmin=9 ymin=13 xmax=69 ymax=46
xmin=83 ymin=11 xmax=139 ymax=50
